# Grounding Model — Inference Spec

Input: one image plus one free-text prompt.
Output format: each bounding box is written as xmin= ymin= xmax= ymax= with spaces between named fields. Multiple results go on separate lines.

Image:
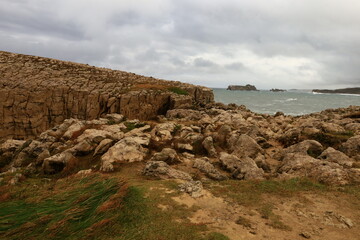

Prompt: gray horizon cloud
xmin=1 ymin=0 xmax=360 ymax=89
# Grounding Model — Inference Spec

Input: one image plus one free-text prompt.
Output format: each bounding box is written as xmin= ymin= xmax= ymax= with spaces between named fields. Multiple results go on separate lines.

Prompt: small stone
xmin=300 ymin=231 xmax=311 ymax=239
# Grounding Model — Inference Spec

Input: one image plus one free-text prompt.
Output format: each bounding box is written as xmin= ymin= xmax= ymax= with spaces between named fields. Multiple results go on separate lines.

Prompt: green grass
xmin=0 ymin=172 xmax=231 ymax=240
xmin=123 ymin=122 xmax=146 ymax=132
xmin=168 ymin=87 xmax=189 ymax=95
xmin=258 ymin=203 xmax=291 ymax=230
xmin=207 ymin=178 xmax=327 ymax=207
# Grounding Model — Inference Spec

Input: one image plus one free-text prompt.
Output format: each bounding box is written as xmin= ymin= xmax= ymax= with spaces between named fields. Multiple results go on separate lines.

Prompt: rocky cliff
xmin=0 ymin=51 xmax=214 ymax=140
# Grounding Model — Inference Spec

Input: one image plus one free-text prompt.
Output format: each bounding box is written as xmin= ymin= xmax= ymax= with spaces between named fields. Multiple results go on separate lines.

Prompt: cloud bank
xmin=1 ymin=0 xmax=360 ymax=89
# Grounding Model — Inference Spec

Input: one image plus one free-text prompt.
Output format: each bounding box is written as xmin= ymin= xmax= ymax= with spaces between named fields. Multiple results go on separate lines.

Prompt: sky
xmin=1 ymin=0 xmax=360 ymax=89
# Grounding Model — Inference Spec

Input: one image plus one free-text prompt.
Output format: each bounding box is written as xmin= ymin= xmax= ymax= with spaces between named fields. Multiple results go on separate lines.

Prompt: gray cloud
xmin=0 ymin=0 xmax=360 ymax=89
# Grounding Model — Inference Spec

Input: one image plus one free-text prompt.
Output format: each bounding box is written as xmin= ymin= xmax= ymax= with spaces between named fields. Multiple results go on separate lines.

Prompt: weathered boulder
xmin=340 ymin=136 xmax=360 ymax=158
xmin=151 ymin=122 xmax=176 ymax=142
xmin=142 ymin=161 xmax=192 ymax=181
xmin=193 ymin=158 xmax=227 ymax=180
xmin=215 ymin=124 xmax=232 ymax=147
xmin=12 ymin=140 xmax=45 ymax=167
xmin=0 ymin=140 xmax=26 ymax=168
xmin=93 ymin=139 xmax=114 ymax=156
xmin=278 ymin=153 xmax=351 ymax=185
xmin=62 ymin=121 xmax=86 ymax=140
xmin=42 ymin=151 xmax=74 ymax=174
xmin=179 ymin=180 xmax=204 ymax=198
xmin=105 ymin=114 xmax=125 ymax=124
xmin=202 ymin=136 xmax=217 ymax=157
xmin=166 ymin=109 xmax=203 ymax=121
xmin=219 ymin=152 xmax=264 ymax=180
xmin=151 ymin=148 xmax=181 ymax=164
xmin=76 ymin=129 xmax=113 ymax=144
xmin=318 ymin=147 xmax=354 ymax=168
xmin=100 ymin=137 xmax=149 ymax=172
xmin=283 ymin=140 xmax=323 ymax=157
xmin=231 ymin=134 xmax=264 ymax=159
xmin=70 ymin=140 xmax=97 ymax=156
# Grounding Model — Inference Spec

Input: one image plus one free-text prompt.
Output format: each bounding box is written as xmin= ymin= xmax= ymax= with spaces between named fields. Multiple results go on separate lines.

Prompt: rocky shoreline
xmin=1 ymin=103 xmax=359 ymax=187
xmin=1 ymin=52 xmax=360 ymax=239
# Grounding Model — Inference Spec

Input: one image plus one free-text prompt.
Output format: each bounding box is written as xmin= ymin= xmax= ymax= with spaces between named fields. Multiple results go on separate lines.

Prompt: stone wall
xmin=0 ymin=51 xmax=214 ymax=140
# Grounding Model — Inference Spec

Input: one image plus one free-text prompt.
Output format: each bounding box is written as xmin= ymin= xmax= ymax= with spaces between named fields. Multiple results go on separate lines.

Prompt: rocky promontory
xmin=0 ymin=51 xmax=213 ymax=140
xmin=227 ymin=84 xmax=258 ymax=91
xmin=313 ymin=88 xmax=360 ymax=95
xmin=1 ymin=52 xmax=360 ymax=239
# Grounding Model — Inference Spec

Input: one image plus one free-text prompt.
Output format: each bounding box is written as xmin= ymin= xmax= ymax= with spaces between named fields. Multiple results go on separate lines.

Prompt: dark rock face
xmin=312 ymin=88 xmax=360 ymax=95
xmin=0 ymin=51 xmax=214 ymax=140
xmin=227 ymin=84 xmax=257 ymax=91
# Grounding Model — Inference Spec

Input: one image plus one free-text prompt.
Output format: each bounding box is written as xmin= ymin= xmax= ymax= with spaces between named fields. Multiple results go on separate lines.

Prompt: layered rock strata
xmin=0 ymin=51 xmax=214 ymax=140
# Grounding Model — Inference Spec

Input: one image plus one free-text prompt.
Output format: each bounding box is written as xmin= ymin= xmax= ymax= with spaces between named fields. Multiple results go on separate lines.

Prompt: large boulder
xmin=283 ymin=140 xmax=323 ymax=158
xmin=100 ymin=137 xmax=149 ymax=172
xmin=12 ymin=140 xmax=45 ymax=167
xmin=62 ymin=121 xmax=86 ymax=140
xmin=230 ymin=134 xmax=264 ymax=159
xmin=340 ymin=136 xmax=360 ymax=158
xmin=76 ymin=129 xmax=114 ymax=144
xmin=318 ymin=147 xmax=354 ymax=168
xmin=219 ymin=152 xmax=264 ymax=180
xmin=193 ymin=157 xmax=227 ymax=180
xmin=202 ymin=136 xmax=217 ymax=157
xmin=42 ymin=151 xmax=75 ymax=174
xmin=0 ymin=140 xmax=26 ymax=168
xmin=278 ymin=153 xmax=351 ymax=185
xmin=151 ymin=148 xmax=181 ymax=164
xmin=151 ymin=122 xmax=176 ymax=142
xmin=93 ymin=139 xmax=114 ymax=156
xmin=143 ymin=161 xmax=192 ymax=181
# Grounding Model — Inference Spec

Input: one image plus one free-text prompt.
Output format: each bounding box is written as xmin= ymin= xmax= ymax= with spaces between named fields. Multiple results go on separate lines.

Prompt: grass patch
xmin=168 ymin=87 xmax=189 ymax=95
xmin=206 ymin=178 xmax=327 ymax=207
xmin=123 ymin=122 xmax=146 ymax=132
xmin=207 ymin=232 xmax=230 ymax=240
xmin=0 ymin=174 xmax=122 ymax=240
xmin=258 ymin=203 xmax=291 ymax=230
xmin=0 ymin=170 xmax=231 ymax=240
xmin=235 ymin=216 xmax=253 ymax=228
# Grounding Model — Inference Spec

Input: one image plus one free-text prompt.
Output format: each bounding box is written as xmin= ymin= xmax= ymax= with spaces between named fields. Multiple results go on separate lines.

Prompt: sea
xmin=213 ymin=89 xmax=360 ymax=116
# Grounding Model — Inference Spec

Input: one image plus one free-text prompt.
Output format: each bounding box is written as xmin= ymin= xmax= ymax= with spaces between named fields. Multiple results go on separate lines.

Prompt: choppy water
xmin=213 ymin=88 xmax=360 ymax=115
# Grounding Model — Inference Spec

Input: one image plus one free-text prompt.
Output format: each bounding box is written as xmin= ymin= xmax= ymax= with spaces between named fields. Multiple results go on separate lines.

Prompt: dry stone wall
xmin=0 ymin=51 xmax=214 ymax=140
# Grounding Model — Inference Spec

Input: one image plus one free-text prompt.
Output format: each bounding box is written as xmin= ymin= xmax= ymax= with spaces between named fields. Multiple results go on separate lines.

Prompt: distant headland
xmin=313 ymin=87 xmax=360 ymax=95
xmin=227 ymin=84 xmax=258 ymax=91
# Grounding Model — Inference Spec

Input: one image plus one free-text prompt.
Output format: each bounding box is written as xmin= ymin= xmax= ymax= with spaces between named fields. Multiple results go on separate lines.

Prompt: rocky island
xmin=270 ymin=88 xmax=286 ymax=92
xmin=227 ymin=84 xmax=258 ymax=91
xmin=313 ymin=87 xmax=360 ymax=95
xmin=1 ymin=51 xmax=360 ymax=240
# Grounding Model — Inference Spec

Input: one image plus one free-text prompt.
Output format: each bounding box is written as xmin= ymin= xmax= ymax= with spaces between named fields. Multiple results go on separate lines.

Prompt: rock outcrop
xmin=313 ymin=88 xmax=360 ymax=95
xmin=227 ymin=84 xmax=258 ymax=91
xmin=0 ymin=51 xmax=214 ymax=140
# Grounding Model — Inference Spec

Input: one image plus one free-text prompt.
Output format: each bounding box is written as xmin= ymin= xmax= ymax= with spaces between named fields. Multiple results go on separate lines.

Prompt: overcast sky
xmin=1 ymin=0 xmax=360 ymax=89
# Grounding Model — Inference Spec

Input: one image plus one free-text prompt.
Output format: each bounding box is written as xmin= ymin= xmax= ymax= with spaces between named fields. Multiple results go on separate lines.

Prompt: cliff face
xmin=0 ymin=51 xmax=214 ymax=140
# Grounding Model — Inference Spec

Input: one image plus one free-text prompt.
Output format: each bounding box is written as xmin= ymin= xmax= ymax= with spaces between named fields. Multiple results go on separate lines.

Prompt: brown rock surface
xmin=0 ymin=51 xmax=214 ymax=140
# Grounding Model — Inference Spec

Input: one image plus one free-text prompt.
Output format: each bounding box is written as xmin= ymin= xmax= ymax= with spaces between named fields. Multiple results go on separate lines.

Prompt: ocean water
xmin=213 ymin=88 xmax=360 ymax=115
